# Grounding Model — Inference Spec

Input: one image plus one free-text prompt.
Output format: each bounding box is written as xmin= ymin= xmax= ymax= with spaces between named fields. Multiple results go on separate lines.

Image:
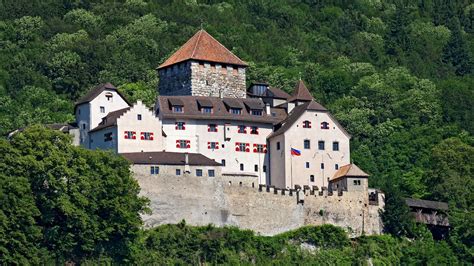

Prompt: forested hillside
xmin=0 ymin=0 xmax=473 ymax=264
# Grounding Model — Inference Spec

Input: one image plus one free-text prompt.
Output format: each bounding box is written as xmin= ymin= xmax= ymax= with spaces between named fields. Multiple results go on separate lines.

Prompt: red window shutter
xmin=264 ymin=144 xmax=267 ymax=153
xmin=150 ymin=132 xmax=154 ymax=140
xmin=176 ymin=140 xmax=180 ymax=148
xmin=124 ymin=131 xmax=128 ymax=139
xmin=235 ymin=143 xmax=240 ymax=152
xmin=207 ymin=142 xmax=211 ymax=149
xmin=207 ymin=125 xmax=210 ymax=132
xmin=132 ymin=131 xmax=136 ymax=139
xmin=186 ymin=140 xmax=190 ymax=148
xmin=215 ymin=142 xmax=219 ymax=149
xmin=182 ymin=122 xmax=186 ymax=130
xmin=140 ymin=132 xmax=145 ymax=140
xmin=256 ymin=128 xmax=259 ymax=134
xmin=175 ymin=123 xmax=178 ymax=130
xmin=245 ymin=143 xmax=250 ymax=152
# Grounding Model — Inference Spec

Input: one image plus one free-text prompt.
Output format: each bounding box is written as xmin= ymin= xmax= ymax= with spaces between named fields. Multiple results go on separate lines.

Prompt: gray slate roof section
xmin=158 ymin=96 xmax=286 ymax=124
xmin=121 ymin=152 xmax=221 ymax=166
xmin=89 ymin=107 xmax=131 ymax=132
xmin=405 ymin=198 xmax=449 ymax=211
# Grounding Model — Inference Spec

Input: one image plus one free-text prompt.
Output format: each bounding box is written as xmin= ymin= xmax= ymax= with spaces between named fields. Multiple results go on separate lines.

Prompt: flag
xmin=291 ymin=148 xmax=301 ymax=156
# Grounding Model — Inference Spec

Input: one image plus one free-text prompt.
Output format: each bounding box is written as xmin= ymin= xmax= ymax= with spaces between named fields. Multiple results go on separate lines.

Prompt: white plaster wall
xmin=269 ymin=134 xmax=286 ymax=188
xmin=89 ymin=90 xmax=129 ymax=130
xmin=116 ymin=101 xmax=163 ymax=153
xmin=75 ymin=103 xmax=91 ymax=147
xmin=89 ymin=127 xmax=118 ymax=152
xmin=162 ymin=118 xmax=272 ymax=184
xmin=272 ymin=110 xmax=350 ymax=189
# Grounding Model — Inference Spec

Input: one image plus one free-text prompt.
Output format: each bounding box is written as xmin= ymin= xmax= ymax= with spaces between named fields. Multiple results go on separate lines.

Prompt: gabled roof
xmin=288 ymin=80 xmax=313 ymax=102
xmin=89 ymin=107 xmax=131 ymax=133
xmin=269 ymin=87 xmax=291 ymax=99
xmin=75 ymin=83 xmax=131 ymax=108
xmin=158 ymin=29 xmax=248 ymax=69
xmin=267 ymin=100 xmax=330 ymax=139
xmin=331 ymin=164 xmax=369 ymax=182
xmin=121 ymin=152 xmax=221 ymax=166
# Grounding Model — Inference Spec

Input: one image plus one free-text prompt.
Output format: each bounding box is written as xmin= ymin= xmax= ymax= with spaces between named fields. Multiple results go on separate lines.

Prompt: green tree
xmin=2 ymin=126 xmax=149 ymax=263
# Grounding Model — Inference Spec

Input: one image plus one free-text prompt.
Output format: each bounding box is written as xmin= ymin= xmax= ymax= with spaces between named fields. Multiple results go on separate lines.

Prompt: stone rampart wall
xmin=135 ymin=172 xmax=384 ymax=237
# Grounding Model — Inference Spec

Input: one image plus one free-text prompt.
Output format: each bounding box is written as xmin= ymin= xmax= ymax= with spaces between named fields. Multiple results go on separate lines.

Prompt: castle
xmin=71 ymin=29 xmax=384 ymax=236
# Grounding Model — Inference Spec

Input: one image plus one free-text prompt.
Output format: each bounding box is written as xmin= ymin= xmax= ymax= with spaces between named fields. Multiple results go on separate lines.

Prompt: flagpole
xmin=290 ymin=148 xmax=293 ymax=189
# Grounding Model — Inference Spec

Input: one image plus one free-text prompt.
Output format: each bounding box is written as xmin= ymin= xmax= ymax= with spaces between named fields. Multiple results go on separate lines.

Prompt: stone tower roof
xmin=158 ymin=29 xmax=248 ymax=69
xmin=288 ymin=80 xmax=313 ymax=102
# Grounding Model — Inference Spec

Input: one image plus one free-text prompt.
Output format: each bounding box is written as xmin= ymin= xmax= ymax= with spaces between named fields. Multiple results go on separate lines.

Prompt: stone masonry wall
xmin=158 ymin=62 xmax=192 ymax=96
xmin=190 ymin=61 xmax=246 ymax=98
xmin=135 ymin=172 xmax=384 ymax=237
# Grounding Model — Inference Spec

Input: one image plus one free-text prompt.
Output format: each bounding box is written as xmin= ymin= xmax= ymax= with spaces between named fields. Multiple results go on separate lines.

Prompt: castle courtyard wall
xmin=134 ymin=170 xmax=384 ymax=237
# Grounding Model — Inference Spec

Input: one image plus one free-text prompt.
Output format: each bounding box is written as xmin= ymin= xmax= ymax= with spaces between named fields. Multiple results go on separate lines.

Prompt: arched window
xmin=303 ymin=120 xmax=311 ymax=128
xmin=321 ymin=122 xmax=329 ymax=129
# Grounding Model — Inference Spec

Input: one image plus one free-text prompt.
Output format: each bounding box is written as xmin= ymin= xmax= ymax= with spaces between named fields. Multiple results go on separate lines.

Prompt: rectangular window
xmin=221 ymin=159 xmax=226 ymax=166
xmin=104 ymin=132 xmax=112 ymax=142
xmin=321 ymin=163 xmax=325 ymax=169
xmin=306 ymin=162 xmax=310 ymax=168
xmin=150 ymin=166 xmax=159 ymax=175
xmin=173 ymin=106 xmax=183 ymax=113
xmin=100 ymin=106 xmax=105 ymax=113
xmin=304 ymin=139 xmax=311 ymax=149
xmin=208 ymin=124 xmax=217 ymax=132
xmin=208 ymin=142 xmax=218 ymax=149
xmin=263 ymin=165 xmax=267 ymax=172
xmin=333 ymin=141 xmax=339 ymax=151
xmin=238 ymin=125 xmax=246 ymax=133
xmin=251 ymin=109 xmax=262 ymax=116
xmin=353 ymin=180 xmax=361 ymax=186
xmin=176 ymin=169 xmax=181 ymax=176
xmin=240 ymin=163 xmax=244 ymax=171
xmin=137 ymin=114 xmax=142 ymax=120
xmin=254 ymin=144 xmax=266 ymax=153
xmin=202 ymin=107 xmax=213 ymax=113
xmin=335 ymin=164 xmax=339 ymax=170
xmin=250 ymin=126 xmax=259 ymax=135
xmin=303 ymin=120 xmax=311 ymax=128
xmin=277 ymin=142 xmax=281 ymax=150
xmin=230 ymin=108 xmax=241 ymax=115
xmin=141 ymin=132 xmax=153 ymax=140
xmin=177 ymin=139 xmax=189 ymax=149
xmin=318 ymin=141 xmax=325 ymax=150
xmin=82 ymin=124 xmax=86 ymax=130
xmin=124 ymin=131 xmax=136 ymax=139
xmin=236 ymin=142 xmax=247 ymax=152
xmin=176 ymin=122 xmax=185 ymax=130
xmin=208 ymin=169 xmax=215 ymax=177
xmin=196 ymin=169 xmax=203 ymax=177
xmin=310 ymin=175 xmax=315 ymax=182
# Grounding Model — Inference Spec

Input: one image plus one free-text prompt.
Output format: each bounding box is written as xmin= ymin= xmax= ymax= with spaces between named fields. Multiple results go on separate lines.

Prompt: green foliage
xmin=0 ymin=126 xmax=149 ymax=263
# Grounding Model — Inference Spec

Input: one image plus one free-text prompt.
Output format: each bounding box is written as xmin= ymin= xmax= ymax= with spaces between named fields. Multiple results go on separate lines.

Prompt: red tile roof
xmin=331 ymin=164 xmax=369 ymax=182
xmin=288 ymin=80 xmax=313 ymax=102
xmin=158 ymin=30 xmax=248 ymax=69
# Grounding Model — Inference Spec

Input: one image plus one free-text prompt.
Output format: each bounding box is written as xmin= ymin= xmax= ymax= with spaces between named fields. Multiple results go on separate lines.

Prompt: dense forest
xmin=0 ymin=0 xmax=473 ymax=264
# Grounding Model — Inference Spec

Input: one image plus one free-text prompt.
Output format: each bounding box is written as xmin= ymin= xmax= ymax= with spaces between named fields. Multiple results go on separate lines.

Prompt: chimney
xmin=265 ymin=103 xmax=271 ymax=116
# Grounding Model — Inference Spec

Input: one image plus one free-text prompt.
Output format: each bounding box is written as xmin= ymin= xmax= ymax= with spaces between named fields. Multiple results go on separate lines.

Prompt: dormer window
xmin=173 ymin=106 xmax=183 ymax=113
xmin=251 ymin=109 xmax=262 ymax=116
xmin=202 ymin=107 xmax=213 ymax=113
xmin=230 ymin=108 xmax=241 ymax=115
xmin=105 ymin=92 xmax=113 ymax=101
xmin=303 ymin=120 xmax=311 ymax=128
xmin=321 ymin=122 xmax=329 ymax=129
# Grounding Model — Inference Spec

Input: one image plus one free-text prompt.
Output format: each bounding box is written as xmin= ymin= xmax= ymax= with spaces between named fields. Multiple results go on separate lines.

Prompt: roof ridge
xmin=191 ymin=29 xmax=203 ymax=58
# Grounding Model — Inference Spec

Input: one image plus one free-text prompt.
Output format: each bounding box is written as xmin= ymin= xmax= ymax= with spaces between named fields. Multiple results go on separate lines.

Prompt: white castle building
xmin=73 ymin=29 xmax=368 ymax=191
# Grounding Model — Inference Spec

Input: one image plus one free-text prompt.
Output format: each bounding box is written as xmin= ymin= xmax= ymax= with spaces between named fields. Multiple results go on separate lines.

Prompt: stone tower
xmin=157 ymin=30 xmax=248 ymax=98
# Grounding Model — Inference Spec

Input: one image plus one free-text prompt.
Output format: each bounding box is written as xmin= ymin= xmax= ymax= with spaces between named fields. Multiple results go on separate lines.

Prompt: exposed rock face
xmin=158 ymin=61 xmax=246 ymax=98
